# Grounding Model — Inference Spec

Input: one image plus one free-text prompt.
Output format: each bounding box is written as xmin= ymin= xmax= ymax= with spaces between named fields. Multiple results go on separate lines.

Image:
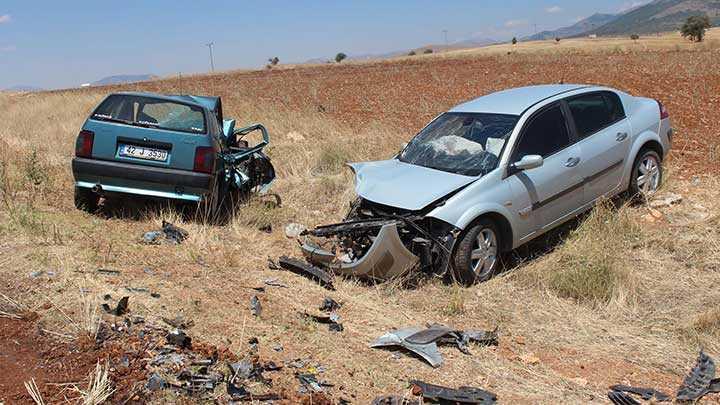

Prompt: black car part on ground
xmin=277 ymin=256 xmax=335 ymax=290
xmin=608 ymin=390 xmax=641 ymax=405
xmin=319 ymin=297 xmax=341 ymax=312
xmin=676 ymin=350 xmax=717 ymax=401
xmin=608 ymin=385 xmax=670 ymax=402
xmin=409 ymin=380 xmax=497 ymax=404
xmin=102 ymin=296 xmax=129 ymax=316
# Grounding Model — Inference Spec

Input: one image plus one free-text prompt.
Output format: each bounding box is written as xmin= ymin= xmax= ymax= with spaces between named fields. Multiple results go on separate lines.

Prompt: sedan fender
xmin=620 ymin=130 xmax=665 ymax=191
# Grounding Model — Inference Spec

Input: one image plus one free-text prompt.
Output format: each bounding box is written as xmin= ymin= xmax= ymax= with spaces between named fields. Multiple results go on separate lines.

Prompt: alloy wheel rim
xmin=471 ymin=228 xmax=498 ymax=275
xmin=637 ymin=155 xmax=660 ymax=195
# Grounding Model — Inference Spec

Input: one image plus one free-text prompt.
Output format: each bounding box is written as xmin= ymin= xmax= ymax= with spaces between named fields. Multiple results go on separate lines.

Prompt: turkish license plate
xmin=119 ymin=144 xmax=168 ymax=161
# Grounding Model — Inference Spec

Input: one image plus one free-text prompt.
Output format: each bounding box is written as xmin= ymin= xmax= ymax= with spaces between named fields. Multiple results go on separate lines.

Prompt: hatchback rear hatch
xmin=83 ymin=93 xmax=212 ymax=171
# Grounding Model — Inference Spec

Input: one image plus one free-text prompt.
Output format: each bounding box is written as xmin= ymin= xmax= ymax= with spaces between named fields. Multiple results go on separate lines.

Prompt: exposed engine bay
xmin=300 ymin=198 xmax=460 ymax=281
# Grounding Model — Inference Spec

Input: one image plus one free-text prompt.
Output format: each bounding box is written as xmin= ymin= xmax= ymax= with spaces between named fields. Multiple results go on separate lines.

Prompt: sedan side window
xmin=512 ymin=105 xmax=570 ymax=161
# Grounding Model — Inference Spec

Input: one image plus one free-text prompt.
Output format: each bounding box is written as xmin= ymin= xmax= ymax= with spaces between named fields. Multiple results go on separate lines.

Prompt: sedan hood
xmin=348 ymin=159 xmax=477 ymax=211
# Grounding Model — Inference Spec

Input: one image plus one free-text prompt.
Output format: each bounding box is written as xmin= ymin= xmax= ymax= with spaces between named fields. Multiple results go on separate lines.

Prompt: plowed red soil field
xmin=111 ymin=49 xmax=720 ymax=173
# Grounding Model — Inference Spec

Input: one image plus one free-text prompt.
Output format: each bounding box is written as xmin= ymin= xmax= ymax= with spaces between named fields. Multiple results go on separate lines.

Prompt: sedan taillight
xmin=193 ymin=146 xmax=216 ymax=174
xmin=75 ymin=130 xmax=94 ymax=158
xmin=657 ymin=100 xmax=669 ymax=120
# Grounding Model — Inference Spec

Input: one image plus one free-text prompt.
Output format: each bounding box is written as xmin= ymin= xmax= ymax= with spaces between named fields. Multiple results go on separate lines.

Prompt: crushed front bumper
xmin=301 ymin=223 xmax=420 ymax=280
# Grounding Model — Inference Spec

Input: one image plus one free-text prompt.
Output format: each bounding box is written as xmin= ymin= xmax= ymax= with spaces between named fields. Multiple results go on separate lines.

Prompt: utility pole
xmin=206 ymin=42 xmax=215 ymax=72
xmin=442 ymin=30 xmax=448 ymax=48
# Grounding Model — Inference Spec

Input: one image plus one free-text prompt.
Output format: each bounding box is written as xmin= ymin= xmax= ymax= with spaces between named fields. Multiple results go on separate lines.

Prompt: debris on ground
xmin=259 ymin=224 xmax=273 ymax=234
xmin=371 ymin=395 xmax=421 ymax=405
xmin=102 ymin=296 xmax=129 ymax=316
xmin=649 ymin=192 xmax=683 ymax=209
xmin=96 ymin=268 xmax=121 ymax=276
xmin=409 ymin=380 xmax=497 ymax=404
xmin=608 ymin=384 xmax=670 ymax=402
xmin=297 ymin=372 xmax=333 ymax=393
xmin=676 ymin=350 xmax=718 ymax=402
xmin=162 ymin=314 xmax=194 ymax=329
xmin=142 ymin=221 xmax=189 ymax=245
xmin=277 ymin=256 xmax=335 ymax=290
xmin=371 ymin=327 xmax=443 ymax=367
xmin=300 ymin=312 xmax=344 ymax=332
xmin=166 ymin=329 xmax=192 ymax=349
xmin=404 ymin=324 xmax=498 ymax=354
xmin=319 ymin=297 xmax=341 ymax=312
xmin=608 ymin=390 xmax=641 ymax=405
xmin=250 ymin=295 xmax=262 ymax=317
xmin=264 ymin=278 xmax=289 ymax=288
xmin=285 ymin=223 xmax=307 ymax=238
xmin=371 ymin=324 xmax=498 ymax=367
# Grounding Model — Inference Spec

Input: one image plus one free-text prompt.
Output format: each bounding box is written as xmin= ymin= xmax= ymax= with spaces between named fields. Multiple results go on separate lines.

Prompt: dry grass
xmin=71 ymin=361 xmax=114 ymax=405
xmin=23 ymin=378 xmax=46 ymax=405
xmin=1 ymin=46 xmax=720 ymax=402
xmin=516 ymin=202 xmax=640 ymax=308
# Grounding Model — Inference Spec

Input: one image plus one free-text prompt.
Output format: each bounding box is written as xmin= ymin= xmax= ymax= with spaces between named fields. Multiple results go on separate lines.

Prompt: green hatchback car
xmin=72 ymin=92 xmax=275 ymax=213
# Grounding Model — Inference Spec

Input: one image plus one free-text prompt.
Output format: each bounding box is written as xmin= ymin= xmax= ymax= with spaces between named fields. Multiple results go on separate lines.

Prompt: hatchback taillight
xmin=75 ymin=130 xmax=94 ymax=158
xmin=657 ymin=100 xmax=669 ymax=120
xmin=193 ymin=146 xmax=215 ymax=174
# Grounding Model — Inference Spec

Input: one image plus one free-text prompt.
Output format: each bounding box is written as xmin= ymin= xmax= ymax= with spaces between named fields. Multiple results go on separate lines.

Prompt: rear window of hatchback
xmin=91 ymin=94 xmax=207 ymax=134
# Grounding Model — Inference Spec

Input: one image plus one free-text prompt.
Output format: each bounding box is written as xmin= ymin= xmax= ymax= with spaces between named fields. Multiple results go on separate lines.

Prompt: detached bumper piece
xmin=676 ymin=350 xmax=719 ymax=402
xmin=301 ymin=222 xmax=420 ymax=281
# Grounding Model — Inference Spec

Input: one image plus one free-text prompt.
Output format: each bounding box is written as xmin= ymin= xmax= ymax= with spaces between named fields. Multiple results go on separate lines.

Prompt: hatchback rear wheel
xmin=452 ymin=218 xmax=502 ymax=285
xmin=74 ymin=186 xmax=99 ymax=212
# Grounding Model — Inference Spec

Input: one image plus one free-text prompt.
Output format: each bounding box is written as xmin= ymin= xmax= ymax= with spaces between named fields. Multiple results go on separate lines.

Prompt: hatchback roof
xmin=450 ymin=84 xmax=590 ymax=115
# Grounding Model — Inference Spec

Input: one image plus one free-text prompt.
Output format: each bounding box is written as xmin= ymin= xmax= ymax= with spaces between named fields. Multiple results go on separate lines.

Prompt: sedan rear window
xmin=92 ymin=94 xmax=206 ymax=134
xmin=399 ymin=112 xmax=519 ymax=177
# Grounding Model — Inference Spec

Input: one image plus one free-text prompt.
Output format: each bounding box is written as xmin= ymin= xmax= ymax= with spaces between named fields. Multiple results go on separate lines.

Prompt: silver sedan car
xmin=301 ymin=84 xmax=672 ymax=285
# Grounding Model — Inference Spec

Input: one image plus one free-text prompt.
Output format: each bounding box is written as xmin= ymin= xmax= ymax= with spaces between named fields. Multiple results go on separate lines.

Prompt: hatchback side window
xmin=512 ymin=105 xmax=571 ymax=161
xmin=567 ymin=93 xmax=616 ymax=138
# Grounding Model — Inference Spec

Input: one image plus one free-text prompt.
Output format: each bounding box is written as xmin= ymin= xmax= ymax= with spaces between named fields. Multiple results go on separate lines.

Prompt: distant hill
xmin=524 ymin=13 xmax=617 ymax=41
xmin=3 ymin=85 xmax=44 ymax=93
xmin=91 ymin=74 xmax=157 ymax=86
xmin=586 ymin=0 xmax=720 ymax=36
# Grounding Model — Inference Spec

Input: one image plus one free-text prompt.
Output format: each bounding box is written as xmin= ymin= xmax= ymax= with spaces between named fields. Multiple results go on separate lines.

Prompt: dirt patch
xmin=0 ymin=315 xmax=149 ymax=403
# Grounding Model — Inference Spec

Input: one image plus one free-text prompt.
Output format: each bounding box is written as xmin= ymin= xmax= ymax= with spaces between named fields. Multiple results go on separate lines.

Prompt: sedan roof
xmin=450 ymin=84 xmax=590 ymax=115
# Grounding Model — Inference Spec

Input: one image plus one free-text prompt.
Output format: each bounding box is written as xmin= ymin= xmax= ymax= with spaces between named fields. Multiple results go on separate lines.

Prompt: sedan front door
xmin=505 ymin=102 xmax=584 ymax=239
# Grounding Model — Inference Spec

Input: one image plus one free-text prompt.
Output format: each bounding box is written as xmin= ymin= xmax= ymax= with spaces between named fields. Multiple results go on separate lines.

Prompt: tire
xmin=452 ymin=218 xmax=502 ymax=286
xmin=74 ymin=186 xmax=99 ymax=212
xmin=628 ymin=149 xmax=662 ymax=200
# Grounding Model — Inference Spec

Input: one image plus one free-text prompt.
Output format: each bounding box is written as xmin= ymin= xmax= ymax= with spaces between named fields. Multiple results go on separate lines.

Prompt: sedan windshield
xmin=92 ymin=94 xmax=206 ymax=134
xmin=399 ymin=112 xmax=519 ymax=176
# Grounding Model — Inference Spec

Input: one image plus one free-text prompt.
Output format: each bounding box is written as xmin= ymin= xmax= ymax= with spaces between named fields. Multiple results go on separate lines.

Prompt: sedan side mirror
xmin=511 ymin=155 xmax=544 ymax=172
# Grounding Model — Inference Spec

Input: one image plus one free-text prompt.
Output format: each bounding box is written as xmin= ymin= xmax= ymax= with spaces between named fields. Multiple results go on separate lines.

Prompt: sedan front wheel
xmin=452 ymin=218 xmax=502 ymax=285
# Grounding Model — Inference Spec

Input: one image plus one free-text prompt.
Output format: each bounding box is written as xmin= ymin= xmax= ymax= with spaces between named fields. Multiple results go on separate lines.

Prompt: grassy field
xmin=1 ymin=36 xmax=720 ymax=403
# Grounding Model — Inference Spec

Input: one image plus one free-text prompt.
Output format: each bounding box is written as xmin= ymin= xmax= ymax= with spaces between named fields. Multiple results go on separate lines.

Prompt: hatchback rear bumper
xmin=72 ymin=157 xmax=213 ymax=202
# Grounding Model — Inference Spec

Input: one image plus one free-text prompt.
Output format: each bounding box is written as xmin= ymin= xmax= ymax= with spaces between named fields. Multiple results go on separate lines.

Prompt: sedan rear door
xmin=565 ymin=91 xmax=631 ymax=203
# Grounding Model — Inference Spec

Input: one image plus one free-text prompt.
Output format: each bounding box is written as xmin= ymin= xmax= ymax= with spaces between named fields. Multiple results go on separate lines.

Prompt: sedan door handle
xmin=616 ymin=132 xmax=628 ymax=142
xmin=565 ymin=157 xmax=581 ymax=167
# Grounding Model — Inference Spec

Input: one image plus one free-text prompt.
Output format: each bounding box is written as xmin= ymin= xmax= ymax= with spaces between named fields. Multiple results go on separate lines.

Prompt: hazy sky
xmin=0 ymin=0 xmax=651 ymax=89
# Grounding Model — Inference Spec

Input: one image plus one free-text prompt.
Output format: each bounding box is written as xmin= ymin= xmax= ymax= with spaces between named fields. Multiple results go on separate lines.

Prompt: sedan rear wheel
xmin=629 ymin=149 xmax=662 ymax=200
xmin=452 ymin=218 xmax=502 ymax=285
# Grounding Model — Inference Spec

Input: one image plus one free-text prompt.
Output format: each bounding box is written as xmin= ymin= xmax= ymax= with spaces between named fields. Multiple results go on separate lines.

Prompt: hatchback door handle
xmin=565 ymin=157 xmax=581 ymax=167
xmin=616 ymin=132 xmax=628 ymax=142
